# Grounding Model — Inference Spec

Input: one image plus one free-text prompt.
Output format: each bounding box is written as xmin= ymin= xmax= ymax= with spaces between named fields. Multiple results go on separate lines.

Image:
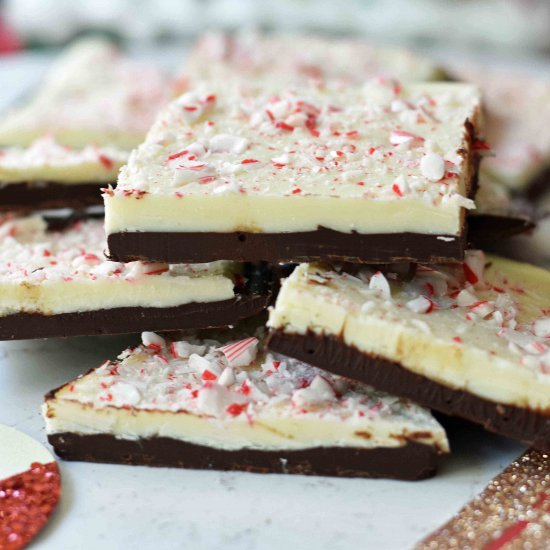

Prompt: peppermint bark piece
xmin=0 ymin=38 xmax=171 ymax=150
xmin=184 ymin=31 xmax=447 ymax=86
xmin=0 ymin=38 xmax=170 ymax=210
xmin=0 ymin=216 xmax=269 ymax=340
xmin=267 ymin=254 xmax=550 ymax=450
xmin=454 ymin=65 xmax=550 ymax=197
xmin=0 ymin=137 xmax=127 ymax=211
xmin=43 ymin=331 xmax=449 ymax=480
xmin=105 ymin=80 xmax=482 ymax=264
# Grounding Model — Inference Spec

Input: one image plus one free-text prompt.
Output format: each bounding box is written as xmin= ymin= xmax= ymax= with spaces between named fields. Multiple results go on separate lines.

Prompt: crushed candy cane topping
xmin=295 ymin=252 xmax=550 ymax=375
xmin=61 ymin=330 xmax=442 ymax=429
xmin=185 ymin=32 xmax=444 ymax=86
xmin=115 ymin=79 xmax=480 ymax=210
xmin=0 ymin=136 xmax=128 ymax=182
xmin=0 ymin=216 xmax=232 ymax=284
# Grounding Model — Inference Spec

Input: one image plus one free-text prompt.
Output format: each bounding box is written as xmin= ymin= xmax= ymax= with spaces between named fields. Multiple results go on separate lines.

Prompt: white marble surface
xmin=0 ymin=47 xmax=527 ymax=550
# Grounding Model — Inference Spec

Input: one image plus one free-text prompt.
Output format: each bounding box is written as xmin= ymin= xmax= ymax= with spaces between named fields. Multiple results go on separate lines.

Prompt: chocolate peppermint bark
xmin=0 ymin=38 xmax=171 ymax=150
xmin=0 ymin=216 xmax=270 ymax=340
xmin=43 ymin=331 xmax=449 ymax=480
xmin=0 ymin=38 xmax=172 ymax=211
xmin=184 ymin=31 xmax=448 ymax=87
xmin=0 ymin=137 xmax=127 ymax=211
xmin=454 ymin=64 xmax=550 ymax=198
xmin=105 ymin=79 xmax=482 ymax=264
xmin=267 ymin=253 xmax=550 ymax=450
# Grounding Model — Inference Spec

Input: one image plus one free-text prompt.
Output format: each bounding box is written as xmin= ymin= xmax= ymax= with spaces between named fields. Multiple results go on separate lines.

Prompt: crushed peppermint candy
xmin=420 ymin=151 xmax=445 ymax=182
xmin=186 ymin=32 xmax=445 ymax=88
xmin=0 ymin=136 xmax=128 ymax=183
xmin=114 ymin=79 xmax=480 ymax=214
xmin=0 ymin=215 xmax=236 ymax=310
xmin=406 ymin=295 xmax=434 ymax=314
xmin=219 ymin=337 xmax=259 ymax=368
xmin=59 ymin=331 xmax=443 ymax=434
xmin=368 ymin=272 xmax=392 ymax=300
xmin=294 ymin=253 xmax=550 ymax=376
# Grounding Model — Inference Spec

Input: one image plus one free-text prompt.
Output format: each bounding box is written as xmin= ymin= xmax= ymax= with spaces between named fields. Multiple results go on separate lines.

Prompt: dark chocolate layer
xmin=107 ymin=228 xmax=466 ymax=264
xmin=0 ymin=295 xmax=269 ymax=340
xmin=468 ymin=212 xmax=535 ymax=248
xmin=266 ymin=330 xmax=550 ymax=452
xmin=524 ymin=163 xmax=550 ymax=200
xmin=0 ymin=181 xmax=104 ymax=211
xmin=47 ymin=432 xmax=443 ymax=480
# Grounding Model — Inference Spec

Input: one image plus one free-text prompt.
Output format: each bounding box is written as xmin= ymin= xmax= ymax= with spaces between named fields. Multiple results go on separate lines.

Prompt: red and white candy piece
xmin=127 ymin=262 xmax=170 ymax=278
xmin=170 ymin=340 xmax=206 ymax=359
xmin=420 ymin=151 xmax=445 ymax=181
xmin=406 ymin=295 xmax=434 ymax=314
xmin=141 ymin=331 xmax=166 ymax=350
xmin=463 ymin=250 xmax=486 ymax=286
xmin=209 ymin=134 xmax=250 ymax=154
xmin=368 ymin=272 xmax=392 ymax=300
xmin=456 ymin=288 xmax=478 ymax=307
xmin=0 ymin=425 xmax=61 ymax=550
xmin=219 ymin=337 xmax=259 ymax=368
xmin=292 ymin=375 xmax=336 ymax=410
xmin=534 ymin=318 xmax=550 ymax=338
xmin=389 ymin=129 xmax=424 ymax=146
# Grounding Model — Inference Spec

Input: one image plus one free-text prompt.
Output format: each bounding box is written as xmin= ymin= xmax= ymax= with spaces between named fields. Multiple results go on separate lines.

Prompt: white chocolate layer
xmin=43 ymin=331 xmax=448 ymax=453
xmin=184 ymin=31 xmax=446 ymax=86
xmin=0 ymin=39 xmax=171 ymax=149
xmin=0 ymin=137 xmax=127 ymax=183
xmin=0 ymin=216 xmax=236 ymax=316
xmin=106 ymin=80 xmax=481 ymax=236
xmin=268 ymin=255 xmax=550 ymax=411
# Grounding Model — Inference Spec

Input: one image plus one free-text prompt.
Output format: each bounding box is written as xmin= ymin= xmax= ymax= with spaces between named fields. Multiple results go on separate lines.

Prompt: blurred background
xmin=0 ymin=0 xmax=550 ymax=57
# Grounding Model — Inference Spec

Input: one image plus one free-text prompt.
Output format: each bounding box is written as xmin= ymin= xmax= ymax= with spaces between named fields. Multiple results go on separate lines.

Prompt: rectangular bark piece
xmin=184 ymin=32 xmax=448 ymax=87
xmin=105 ymin=80 xmax=481 ymax=264
xmin=48 ymin=432 xmax=443 ymax=481
xmin=267 ymin=256 xmax=550 ymax=450
xmin=0 ymin=215 xmax=270 ymax=340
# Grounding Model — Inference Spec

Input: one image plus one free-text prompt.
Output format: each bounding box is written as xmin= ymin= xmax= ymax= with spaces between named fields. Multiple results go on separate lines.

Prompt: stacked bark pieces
xmin=1 ymin=34 xmax=548 ymax=486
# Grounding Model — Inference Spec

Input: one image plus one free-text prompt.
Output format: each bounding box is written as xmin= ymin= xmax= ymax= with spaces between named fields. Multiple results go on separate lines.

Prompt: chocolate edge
xmin=107 ymin=228 xmax=467 ymax=264
xmin=0 ymin=294 xmax=269 ymax=340
xmin=0 ymin=181 xmax=105 ymax=211
xmin=47 ymin=432 xmax=444 ymax=480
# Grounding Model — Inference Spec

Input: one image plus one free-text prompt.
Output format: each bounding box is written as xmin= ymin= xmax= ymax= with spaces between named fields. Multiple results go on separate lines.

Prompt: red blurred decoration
xmin=0 ymin=17 xmax=23 ymax=54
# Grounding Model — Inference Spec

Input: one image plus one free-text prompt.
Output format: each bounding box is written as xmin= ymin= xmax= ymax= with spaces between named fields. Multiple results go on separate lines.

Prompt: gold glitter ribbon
xmin=415 ymin=449 xmax=550 ymax=549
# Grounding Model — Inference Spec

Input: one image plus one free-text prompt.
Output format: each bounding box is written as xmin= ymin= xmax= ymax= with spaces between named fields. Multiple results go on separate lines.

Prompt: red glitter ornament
xmin=0 ymin=425 xmax=61 ymax=550
xmin=0 ymin=462 xmax=61 ymax=550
